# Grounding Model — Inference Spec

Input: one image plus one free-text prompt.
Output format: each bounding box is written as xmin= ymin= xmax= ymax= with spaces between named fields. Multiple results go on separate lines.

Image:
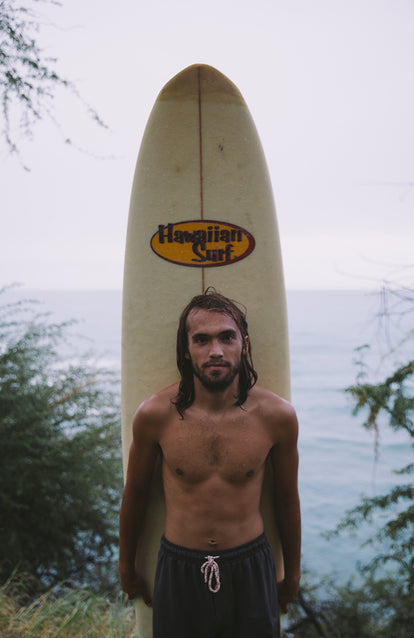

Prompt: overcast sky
xmin=2 ymin=0 xmax=413 ymax=290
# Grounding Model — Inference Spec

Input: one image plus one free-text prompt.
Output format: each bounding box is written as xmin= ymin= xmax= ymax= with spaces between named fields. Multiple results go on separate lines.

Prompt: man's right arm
xmin=118 ymin=400 xmax=160 ymax=603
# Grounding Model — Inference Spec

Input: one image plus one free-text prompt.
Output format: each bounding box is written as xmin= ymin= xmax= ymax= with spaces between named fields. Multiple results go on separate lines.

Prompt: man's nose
xmin=209 ymin=340 xmax=223 ymax=357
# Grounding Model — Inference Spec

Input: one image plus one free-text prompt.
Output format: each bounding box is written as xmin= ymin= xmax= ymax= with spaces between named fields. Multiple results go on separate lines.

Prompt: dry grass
xmin=0 ymin=580 xmax=136 ymax=638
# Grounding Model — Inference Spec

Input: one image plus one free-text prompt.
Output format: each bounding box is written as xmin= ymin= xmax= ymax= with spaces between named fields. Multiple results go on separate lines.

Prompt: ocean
xmin=4 ymin=287 xmax=413 ymax=584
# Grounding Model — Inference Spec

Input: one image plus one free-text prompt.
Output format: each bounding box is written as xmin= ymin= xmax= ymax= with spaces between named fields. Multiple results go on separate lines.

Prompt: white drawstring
xmin=201 ymin=555 xmax=221 ymax=593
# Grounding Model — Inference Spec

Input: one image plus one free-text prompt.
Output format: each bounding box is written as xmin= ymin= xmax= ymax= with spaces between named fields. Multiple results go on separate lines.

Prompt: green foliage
xmin=0 ymin=289 xmax=123 ymax=592
xmin=1 ymin=0 xmax=64 ymax=152
xmin=286 ymin=576 xmax=414 ymax=638
xmin=347 ymin=355 xmax=414 ymax=436
xmin=0 ymin=0 xmax=106 ymax=162
xmin=337 ymin=355 xmax=414 ymax=588
xmin=284 ymin=283 xmax=414 ymax=637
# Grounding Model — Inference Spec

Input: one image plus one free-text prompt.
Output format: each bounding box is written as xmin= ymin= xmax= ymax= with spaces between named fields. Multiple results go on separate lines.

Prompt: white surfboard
xmin=121 ymin=64 xmax=290 ymax=637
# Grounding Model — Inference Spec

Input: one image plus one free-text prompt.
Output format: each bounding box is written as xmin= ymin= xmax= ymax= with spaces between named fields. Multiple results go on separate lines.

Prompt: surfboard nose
xmin=158 ymin=64 xmax=245 ymax=105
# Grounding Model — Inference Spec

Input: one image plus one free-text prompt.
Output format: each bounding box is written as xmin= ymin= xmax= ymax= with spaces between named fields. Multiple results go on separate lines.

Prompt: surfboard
xmin=121 ymin=64 xmax=290 ymax=637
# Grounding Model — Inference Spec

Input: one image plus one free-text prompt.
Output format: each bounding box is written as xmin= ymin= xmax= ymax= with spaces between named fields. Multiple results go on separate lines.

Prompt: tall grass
xmin=0 ymin=578 xmax=136 ymax=638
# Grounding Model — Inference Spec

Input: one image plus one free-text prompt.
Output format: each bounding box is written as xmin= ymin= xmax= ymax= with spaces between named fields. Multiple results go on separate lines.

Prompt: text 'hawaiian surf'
xmin=151 ymin=220 xmax=255 ymax=267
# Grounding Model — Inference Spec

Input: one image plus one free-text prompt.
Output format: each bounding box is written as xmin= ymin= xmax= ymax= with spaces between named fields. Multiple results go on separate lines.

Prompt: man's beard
xmin=191 ymin=358 xmax=242 ymax=392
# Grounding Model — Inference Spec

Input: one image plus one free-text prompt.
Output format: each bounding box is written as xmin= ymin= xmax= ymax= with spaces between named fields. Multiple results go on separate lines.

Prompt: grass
xmin=0 ymin=578 xmax=136 ymax=638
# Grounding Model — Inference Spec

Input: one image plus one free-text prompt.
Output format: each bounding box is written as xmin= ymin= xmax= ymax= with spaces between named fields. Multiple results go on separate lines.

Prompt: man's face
xmin=185 ymin=309 xmax=248 ymax=392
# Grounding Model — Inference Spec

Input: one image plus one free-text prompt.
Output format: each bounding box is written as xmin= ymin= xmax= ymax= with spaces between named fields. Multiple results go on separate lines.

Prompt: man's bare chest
xmin=159 ymin=415 xmax=273 ymax=484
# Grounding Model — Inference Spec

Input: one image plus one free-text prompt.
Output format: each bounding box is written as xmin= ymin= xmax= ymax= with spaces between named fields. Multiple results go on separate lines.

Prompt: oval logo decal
xmin=151 ymin=220 xmax=255 ymax=267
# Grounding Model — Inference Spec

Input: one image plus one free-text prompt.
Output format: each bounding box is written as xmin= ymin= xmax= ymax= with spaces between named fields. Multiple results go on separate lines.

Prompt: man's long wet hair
xmin=173 ymin=289 xmax=258 ymax=416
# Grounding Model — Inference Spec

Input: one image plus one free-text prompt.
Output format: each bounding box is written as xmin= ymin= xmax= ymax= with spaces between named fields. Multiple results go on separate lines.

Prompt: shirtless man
xmin=119 ymin=291 xmax=301 ymax=637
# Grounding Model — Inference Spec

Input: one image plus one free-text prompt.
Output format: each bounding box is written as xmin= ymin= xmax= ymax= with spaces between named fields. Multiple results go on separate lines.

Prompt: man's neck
xmin=192 ymin=376 xmax=240 ymax=413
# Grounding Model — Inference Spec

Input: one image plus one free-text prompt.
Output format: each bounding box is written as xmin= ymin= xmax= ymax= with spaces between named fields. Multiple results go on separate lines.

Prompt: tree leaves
xmin=346 ymin=359 xmax=414 ymax=436
xmin=0 ymin=290 xmax=123 ymax=592
xmin=0 ymin=0 xmax=106 ymax=164
xmin=331 ymin=335 xmax=414 ymax=599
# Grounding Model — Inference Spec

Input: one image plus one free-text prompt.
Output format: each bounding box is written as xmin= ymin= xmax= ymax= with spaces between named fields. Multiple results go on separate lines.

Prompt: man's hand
xmin=119 ymin=563 xmax=152 ymax=606
xmin=277 ymin=577 xmax=300 ymax=614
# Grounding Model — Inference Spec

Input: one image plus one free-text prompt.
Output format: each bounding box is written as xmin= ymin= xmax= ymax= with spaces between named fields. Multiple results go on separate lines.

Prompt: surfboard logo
xmin=151 ymin=220 xmax=255 ymax=267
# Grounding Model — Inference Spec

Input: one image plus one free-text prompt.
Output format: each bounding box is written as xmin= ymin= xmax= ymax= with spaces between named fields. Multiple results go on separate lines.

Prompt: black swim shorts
xmin=153 ymin=533 xmax=280 ymax=638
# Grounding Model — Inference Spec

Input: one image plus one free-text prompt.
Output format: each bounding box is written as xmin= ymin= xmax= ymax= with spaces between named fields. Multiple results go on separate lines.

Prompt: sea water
xmin=3 ymin=288 xmax=413 ymax=584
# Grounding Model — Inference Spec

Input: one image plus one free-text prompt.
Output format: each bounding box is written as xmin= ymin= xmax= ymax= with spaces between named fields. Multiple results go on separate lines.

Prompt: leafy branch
xmin=0 ymin=0 xmax=106 ymax=165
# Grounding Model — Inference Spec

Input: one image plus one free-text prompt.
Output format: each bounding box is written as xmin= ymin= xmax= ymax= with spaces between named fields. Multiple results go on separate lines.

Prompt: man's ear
xmin=242 ymin=335 xmax=249 ymax=355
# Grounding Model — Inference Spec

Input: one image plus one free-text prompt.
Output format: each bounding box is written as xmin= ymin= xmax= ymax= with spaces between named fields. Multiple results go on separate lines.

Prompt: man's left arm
xmin=270 ymin=401 xmax=301 ymax=613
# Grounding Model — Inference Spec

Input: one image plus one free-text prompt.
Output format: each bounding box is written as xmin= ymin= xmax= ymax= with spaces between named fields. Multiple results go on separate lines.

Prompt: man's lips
xmin=203 ymin=361 xmax=230 ymax=369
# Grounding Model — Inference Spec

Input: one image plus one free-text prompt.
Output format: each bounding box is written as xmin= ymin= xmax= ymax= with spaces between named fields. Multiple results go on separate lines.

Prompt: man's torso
xmin=152 ymin=384 xmax=284 ymax=551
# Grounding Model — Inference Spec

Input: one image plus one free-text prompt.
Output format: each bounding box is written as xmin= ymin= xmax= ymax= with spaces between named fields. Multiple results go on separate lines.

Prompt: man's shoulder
xmin=251 ymin=386 xmax=298 ymax=439
xmin=250 ymin=385 xmax=297 ymax=426
xmin=133 ymin=383 xmax=179 ymax=427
